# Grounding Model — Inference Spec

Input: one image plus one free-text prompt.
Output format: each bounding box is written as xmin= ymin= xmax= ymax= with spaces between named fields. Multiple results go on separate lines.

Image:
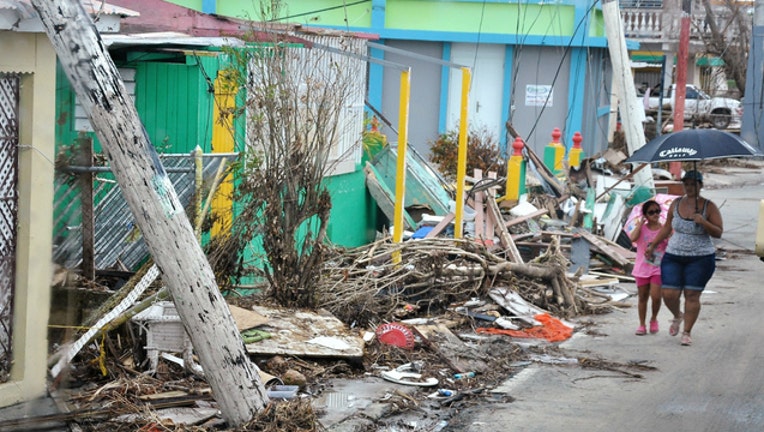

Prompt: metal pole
xmin=392 ymin=68 xmax=411 ymax=262
xmin=454 ymin=67 xmax=471 ymax=239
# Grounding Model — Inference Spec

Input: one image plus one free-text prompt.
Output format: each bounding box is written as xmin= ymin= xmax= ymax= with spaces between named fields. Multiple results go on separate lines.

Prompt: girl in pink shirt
xmin=628 ymin=200 xmax=669 ymax=335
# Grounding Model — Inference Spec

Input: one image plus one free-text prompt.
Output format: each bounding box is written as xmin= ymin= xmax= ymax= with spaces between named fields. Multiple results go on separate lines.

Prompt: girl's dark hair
xmin=641 ymin=200 xmax=660 ymax=217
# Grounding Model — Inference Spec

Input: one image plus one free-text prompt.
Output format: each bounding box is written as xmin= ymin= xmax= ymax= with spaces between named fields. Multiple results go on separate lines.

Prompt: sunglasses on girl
xmin=646 ymin=210 xmax=661 ymax=216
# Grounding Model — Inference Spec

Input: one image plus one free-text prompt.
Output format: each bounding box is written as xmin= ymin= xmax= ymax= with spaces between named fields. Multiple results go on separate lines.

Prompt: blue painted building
xmin=170 ymin=0 xmax=619 ymax=159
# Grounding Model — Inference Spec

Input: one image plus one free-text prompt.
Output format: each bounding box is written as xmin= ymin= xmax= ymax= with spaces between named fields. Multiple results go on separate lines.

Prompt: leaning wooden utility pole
xmin=601 ymin=0 xmax=655 ymax=201
xmin=30 ymin=0 xmax=267 ymax=426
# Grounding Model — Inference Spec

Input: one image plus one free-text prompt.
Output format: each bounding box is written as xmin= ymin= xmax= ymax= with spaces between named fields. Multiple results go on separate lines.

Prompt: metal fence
xmin=0 ymin=74 xmax=19 ymax=380
xmin=52 ymin=152 xmax=237 ymax=272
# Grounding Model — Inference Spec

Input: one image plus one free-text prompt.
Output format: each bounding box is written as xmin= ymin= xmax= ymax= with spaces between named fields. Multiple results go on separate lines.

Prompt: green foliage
xmin=428 ymin=125 xmax=504 ymax=180
xmin=362 ymin=115 xmax=388 ymax=162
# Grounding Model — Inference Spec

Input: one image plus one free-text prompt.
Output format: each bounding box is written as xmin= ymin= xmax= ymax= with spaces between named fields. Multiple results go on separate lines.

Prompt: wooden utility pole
xmin=742 ymin=0 xmax=764 ymax=148
xmin=601 ymin=0 xmax=655 ymax=199
xmin=671 ymin=0 xmax=692 ymax=179
xmin=30 ymin=0 xmax=267 ymax=426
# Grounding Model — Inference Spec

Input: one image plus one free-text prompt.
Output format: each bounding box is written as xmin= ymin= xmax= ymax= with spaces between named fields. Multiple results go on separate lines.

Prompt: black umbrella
xmin=624 ymin=129 xmax=762 ymax=164
xmin=625 ymin=128 xmax=763 ymax=211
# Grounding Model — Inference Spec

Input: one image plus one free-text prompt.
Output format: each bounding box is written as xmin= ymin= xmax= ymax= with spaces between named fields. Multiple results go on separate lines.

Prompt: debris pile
xmin=26 ymin=140 xmax=668 ymax=432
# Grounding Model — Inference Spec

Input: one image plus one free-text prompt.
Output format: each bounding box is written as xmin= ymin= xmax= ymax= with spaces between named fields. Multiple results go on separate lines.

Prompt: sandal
xmin=635 ymin=325 xmax=647 ymax=336
xmin=649 ymin=320 xmax=659 ymax=334
xmin=680 ymin=332 xmax=692 ymax=346
xmin=669 ymin=314 xmax=683 ymax=337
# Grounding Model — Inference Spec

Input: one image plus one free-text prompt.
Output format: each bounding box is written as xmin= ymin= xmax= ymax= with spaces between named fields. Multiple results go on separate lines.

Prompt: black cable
xmin=268 ymin=0 xmax=370 ymax=22
xmin=524 ymin=1 xmax=600 ymax=144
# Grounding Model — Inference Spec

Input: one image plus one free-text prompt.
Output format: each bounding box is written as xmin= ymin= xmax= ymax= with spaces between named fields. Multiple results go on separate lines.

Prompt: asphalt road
xmin=446 ymin=181 xmax=764 ymax=432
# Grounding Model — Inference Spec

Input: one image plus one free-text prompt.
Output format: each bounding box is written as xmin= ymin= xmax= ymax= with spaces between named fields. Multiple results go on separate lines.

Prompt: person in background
xmin=628 ymin=200 xmax=668 ymax=336
xmin=646 ymin=170 xmax=723 ymax=346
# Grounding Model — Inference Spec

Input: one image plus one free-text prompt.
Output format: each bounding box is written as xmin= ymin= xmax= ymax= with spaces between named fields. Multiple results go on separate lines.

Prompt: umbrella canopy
xmin=625 ymin=129 xmax=763 ymax=164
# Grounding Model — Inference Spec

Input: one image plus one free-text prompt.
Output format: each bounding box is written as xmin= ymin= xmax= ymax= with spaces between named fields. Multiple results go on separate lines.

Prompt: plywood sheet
xmin=245 ymin=306 xmax=363 ymax=360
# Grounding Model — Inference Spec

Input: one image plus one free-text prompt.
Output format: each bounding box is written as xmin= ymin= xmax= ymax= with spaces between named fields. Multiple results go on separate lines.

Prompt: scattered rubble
xmin=27 ymin=144 xmax=706 ymax=431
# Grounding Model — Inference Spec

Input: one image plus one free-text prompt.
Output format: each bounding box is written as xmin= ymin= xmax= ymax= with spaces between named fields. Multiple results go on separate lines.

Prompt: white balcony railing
xmin=621 ymin=8 xmax=745 ymax=43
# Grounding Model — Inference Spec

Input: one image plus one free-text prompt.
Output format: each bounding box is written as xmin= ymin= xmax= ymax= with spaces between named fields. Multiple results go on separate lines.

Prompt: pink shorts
xmin=634 ymin=274 xmax=662 ymax=287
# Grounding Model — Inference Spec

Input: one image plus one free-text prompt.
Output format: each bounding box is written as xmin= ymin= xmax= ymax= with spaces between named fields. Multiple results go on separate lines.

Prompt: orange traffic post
xmin=503 ymin=137 xmax=527 ymax=201
xmin=543 ymin=127 xmax=565 ymax=175
xmin=568 ymin=131 xmax=585 ymax=169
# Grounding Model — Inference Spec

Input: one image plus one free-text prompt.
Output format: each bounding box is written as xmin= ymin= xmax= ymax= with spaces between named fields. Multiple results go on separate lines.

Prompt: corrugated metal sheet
xmin=134 ymin=61 xmax=204 ymax=155
xmin=52 ymin=153 xmax=235 ymax=271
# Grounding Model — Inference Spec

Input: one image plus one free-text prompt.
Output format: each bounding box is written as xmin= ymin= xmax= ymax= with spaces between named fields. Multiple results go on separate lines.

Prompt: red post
xmin=671 ymin=5 xmax=692 ymax=179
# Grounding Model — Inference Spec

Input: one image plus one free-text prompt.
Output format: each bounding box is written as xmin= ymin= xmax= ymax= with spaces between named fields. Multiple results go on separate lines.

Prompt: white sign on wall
xmin=525 ymin=84 xmax=553 ymax=107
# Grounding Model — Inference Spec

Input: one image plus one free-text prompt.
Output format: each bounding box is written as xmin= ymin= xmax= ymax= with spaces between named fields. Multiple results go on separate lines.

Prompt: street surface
xmin=446 ymin=174 xmax=764 ymax=432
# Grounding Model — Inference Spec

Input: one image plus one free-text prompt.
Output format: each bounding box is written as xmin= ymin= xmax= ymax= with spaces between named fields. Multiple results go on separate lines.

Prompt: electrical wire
xmin=471 ymin=0 xmax=488 ymax=88
xmin=522 ymin=1 xmax=600 ymax=144
xmin=267 ymin=0 xmax=369 ymax=22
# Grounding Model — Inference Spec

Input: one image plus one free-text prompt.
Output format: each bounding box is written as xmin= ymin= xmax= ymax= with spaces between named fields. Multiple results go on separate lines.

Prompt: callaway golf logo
xmin=658 ymin=147 xmax=698 ymax=158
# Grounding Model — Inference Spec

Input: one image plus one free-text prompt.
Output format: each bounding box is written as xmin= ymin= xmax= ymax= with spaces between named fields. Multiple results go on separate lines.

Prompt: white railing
xmin=621 ymin=10 xmax=663 ymax=38
xmin=621 ymin=9 xmax=740 ymax=42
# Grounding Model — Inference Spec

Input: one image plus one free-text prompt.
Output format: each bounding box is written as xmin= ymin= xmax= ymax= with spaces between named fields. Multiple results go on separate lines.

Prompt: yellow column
xmin=392 ymin=68 xmax=411 ymax=262
xmin=504 ymin=137 xmax=526 ymax=201
xmin=454 ymin=67 xmax=471 ymax=239
xmin=543 ymin=127 xmax=565 ymax=175
xmin=568 ymin=131 xmax=585 ymax=169
xmin=211 ymin=71 xmax=235 ymax=238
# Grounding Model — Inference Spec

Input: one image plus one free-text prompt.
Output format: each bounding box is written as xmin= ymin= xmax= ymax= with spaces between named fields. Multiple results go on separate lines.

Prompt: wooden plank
xmin=424 ymin=213 xmax=455 ymax=238
xmin=79 ymin=137 xmax=95 ymax=280
xmin=473 ymin=169 xmax=485 ymax=240
xmin=228 ymin=304 xmax=269 ymax=331
xmin=484 ymin=172 xmax=497 ymax=245
xmin=364 ymin=163 xmax=417 ymax=230
xmin=504 ymin=208 xmax=549 ymax=228
xmin=485 ymin=196 xmax=524 ymax=264
xmin=576 ymin=229 xmax=631 ymax=269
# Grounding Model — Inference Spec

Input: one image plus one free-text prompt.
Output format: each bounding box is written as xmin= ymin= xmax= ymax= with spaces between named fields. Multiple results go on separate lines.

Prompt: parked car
xmin=644 ymin=84 xmax=742 ymax=130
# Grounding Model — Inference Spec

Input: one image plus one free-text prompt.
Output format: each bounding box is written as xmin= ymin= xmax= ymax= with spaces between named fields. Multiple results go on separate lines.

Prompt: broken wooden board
xmin=228 ymin=304 xmax=269 ymax=331
xmin=485 ymin=197 xmax=524 ymax=264
xmin=575 ymin=229 xmax=632 ymax=269
xmin=424 ymin=213 xmax=455 ymax=238
xmin=364 ymin=163 xmax=417 ymax=231
xmin=412 ymin=322 xmax=488 ymax=373
xmin=245 ymin=306 xmax=363 ymax=360
xmin=115 ymin=407 xmax=219 ymax=426
xmin=576 ymin=275 xmax=621 ymax=288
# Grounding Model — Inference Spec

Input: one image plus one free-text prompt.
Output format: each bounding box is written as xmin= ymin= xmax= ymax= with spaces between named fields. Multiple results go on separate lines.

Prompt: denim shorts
xmin=660 ymin=252 xmax=716 ymax=291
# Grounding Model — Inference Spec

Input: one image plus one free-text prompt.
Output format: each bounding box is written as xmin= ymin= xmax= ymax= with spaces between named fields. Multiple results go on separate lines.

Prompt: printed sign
xmin=525 ymin=85 xmax=553 ymax=107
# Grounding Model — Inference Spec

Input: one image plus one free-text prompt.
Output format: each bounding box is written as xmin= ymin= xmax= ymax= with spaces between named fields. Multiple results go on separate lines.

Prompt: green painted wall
xmin=134 ymin=61 xmax=203 ymax=153
xmin=54 ymin=48 xmax=374 ymax=257
xmin=324 ymin=167 xmax=377 ymax=247
xmin=216 ymin=0 xmax=372 ymax=27
xmin=385 ymin=1 xmax=575 ymax=35
xmin=169 ymin=0 xmax=597 ymax=38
